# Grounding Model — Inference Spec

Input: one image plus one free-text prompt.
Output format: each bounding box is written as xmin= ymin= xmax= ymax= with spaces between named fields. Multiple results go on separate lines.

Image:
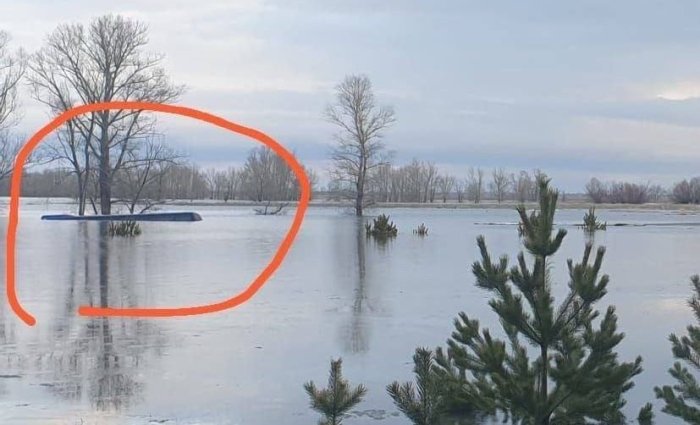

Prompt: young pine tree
xmin=434 ymin=177 xmax=643 ymax=424
xmin=655 ymin=275 xmax=700 ymax=423
xmin=304 ymin=358 xmax=367 ymax=425
xmin=387 ymin=348 xmax=446 ymax=425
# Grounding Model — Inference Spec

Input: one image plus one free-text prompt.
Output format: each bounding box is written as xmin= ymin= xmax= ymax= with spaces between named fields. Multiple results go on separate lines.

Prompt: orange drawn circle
xmin=5 ymin=101 xmax=311 ymax=326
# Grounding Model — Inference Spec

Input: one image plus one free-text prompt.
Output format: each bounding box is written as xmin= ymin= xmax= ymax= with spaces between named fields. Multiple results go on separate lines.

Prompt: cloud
xmin=6 ymin=0 xmax=700 ymax=192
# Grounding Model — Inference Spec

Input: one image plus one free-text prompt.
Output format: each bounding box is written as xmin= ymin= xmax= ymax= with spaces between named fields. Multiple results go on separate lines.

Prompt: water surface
xmin=0 ymin=200 xmax=697 ymax=424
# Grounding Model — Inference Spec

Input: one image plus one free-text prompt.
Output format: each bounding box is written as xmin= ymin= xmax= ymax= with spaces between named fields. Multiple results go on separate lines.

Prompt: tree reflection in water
xmin=0 ymin=219 xmax=18 ymax=399
xmin=40 ymin=221 xmax=167 ymax=412
xmin=341 ymin=218 xmax=390 ymax=354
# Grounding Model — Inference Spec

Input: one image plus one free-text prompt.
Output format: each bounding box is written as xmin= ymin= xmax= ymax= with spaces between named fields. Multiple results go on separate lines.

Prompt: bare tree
xmin=223 ymin=166 xmax=240 ymax=202
xmin=27 ymin=44 xmax=93 ymax=213
xmin=48 ymin=120 xmax=93 ymax=214
xmin=254 ymin=202 xmax=289 ymax=216
xmin=421 ymin=162 xmax=438 ymax=203
xmin=370 ymin=162 xmax=392 ymax=203
xmin=586 ymin=177 xmax=650 ymax=204
xmin=0 ymin=31 xmax=26 ymax=182
xmin=241 ymin=147 xmax=273 ymax=202
xmin=490 ymin=167 xmax=510 ymax=203
xmin=467 ymin=167 xmax=484 ymax=203
xmin=585 ymin=177 xmax=607 ymax=203
xmin=0 ymin=133 xmax=23 ymax=181
xmin=28 ymin=14 xmax=184 ymax=215
xmin=455 ymin=178 xmax=466 ymax=203
xmin=240 ymin=146 xmax=297 ymax=202
xmin=204 ymin=168 xmax=219 ymax=199
xmin=293 ymin=165 xmax=318 ymax=200
xmin=403 ymin=159 xmax=424 ymax=202
xmin=438 ymin=174 xmax=455 ymax=203
xmin=0 ymin=32 xmax=23 ymax=132
xmin=213 ymin=171 xmax=228 ymax=200
xmin=113 ymin=138 xmax=183 ymax=213
xmin=647 ymin=184 xmax=666 ymax=203
xmin=327 ymin=74 xmax=395 ymax=216
xmin=609 ymin=181 xmax=649 ymax=204
xmin=393 ymin=159 xmax=441 ymax=203
xmin=510 ymin=170 xmax=533 ymax=203
xmin=160 ymin=163 xmax=208 ymax=200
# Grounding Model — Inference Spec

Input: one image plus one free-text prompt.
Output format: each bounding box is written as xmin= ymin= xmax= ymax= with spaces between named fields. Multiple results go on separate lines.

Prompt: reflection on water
xmin=339 ymin=218 xmax=395 ymax=355
xmin=345 ymin=219 xmax=370 ymax=354
xmin=48 ymin=222 xmax=165 ymax=413
xmin=0 ymin=204 xmax=699 ymax=424
xmin=7 ymin=220 xmax=167 ymax=420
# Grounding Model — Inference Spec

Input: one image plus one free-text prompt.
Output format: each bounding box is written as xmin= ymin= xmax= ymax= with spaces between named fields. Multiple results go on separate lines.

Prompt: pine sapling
xmin=434 ymin=177 xmax=643 ymax=424
xmin=581 ymin=207 xmax=606 ymax=233
xmin=304 ymin=358 xmax=367 ymax=425
xmin=655 ymin=275 xmax=700 ymax=423
xmin=387 ymin=348 xmax=444 ymax=425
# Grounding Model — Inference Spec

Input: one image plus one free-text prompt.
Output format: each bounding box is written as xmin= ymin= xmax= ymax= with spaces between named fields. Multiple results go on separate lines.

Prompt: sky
xmin=3 ymin=0 xmax=700 ymax=191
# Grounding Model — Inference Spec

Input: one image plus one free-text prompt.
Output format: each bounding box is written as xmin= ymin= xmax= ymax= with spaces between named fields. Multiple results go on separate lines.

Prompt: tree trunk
xmin=355 ymin=180 xmax=364 ymax=216
xmin=355 ymin=154 xmax=366 ymax=216
xmin=77 ymin=176 xmax=85 ymax=216
xmin=81 ymin=131 xmax=91 ymax=215
xmin=540 ymin=344 xmax=549 ymax=424
xmin=99 ymin=118 xmax=111 ymax=215
xmin=539 ymin=254 xmax=549 ymax=425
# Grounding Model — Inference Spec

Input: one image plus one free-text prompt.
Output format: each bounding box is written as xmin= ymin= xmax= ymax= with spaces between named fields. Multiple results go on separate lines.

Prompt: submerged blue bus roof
xmin=41 ymin=212 xmax=202 ymax=222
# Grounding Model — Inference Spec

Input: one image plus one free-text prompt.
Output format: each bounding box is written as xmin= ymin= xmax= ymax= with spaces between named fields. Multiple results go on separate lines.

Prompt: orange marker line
xmin=6 ymin=101 xmax=311 ymax=326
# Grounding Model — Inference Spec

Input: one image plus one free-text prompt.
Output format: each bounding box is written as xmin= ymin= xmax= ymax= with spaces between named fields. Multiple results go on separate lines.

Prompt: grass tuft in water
xmin=108 ymin=220 xmax=142 ymax=237
xmin=413 ymin=223 xmax=428 ymax=236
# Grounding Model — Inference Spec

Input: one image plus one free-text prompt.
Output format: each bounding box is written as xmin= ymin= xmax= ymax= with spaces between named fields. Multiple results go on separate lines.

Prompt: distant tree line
xmin=203 ymin=146 xmax=318 ymax=203
xmin=14 ymin=160 xmax=700 ymax=209
xmin=583 ymin=177 xmax=700 ymax=205
xmin=328 ymin=163 xmax=548 ymax=205
xmin=1 ymin=146 xmax=319 ymax=210
xmin=671 ymin=177 xmax=700 ymax=204
xmin=585 ymin=178 xmax=664 ymax=204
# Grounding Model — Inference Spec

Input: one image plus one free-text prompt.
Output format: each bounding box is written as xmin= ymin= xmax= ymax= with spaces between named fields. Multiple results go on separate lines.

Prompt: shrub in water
xmin=108 ymin=220 xmax=142 ymax=237
xmin=581 ymin=207 xmax=606 ymax=233
xmin=365 ymin=214 xmax=398 ymax=238
xmin=413 ymin=223 xmax=428 ymax=236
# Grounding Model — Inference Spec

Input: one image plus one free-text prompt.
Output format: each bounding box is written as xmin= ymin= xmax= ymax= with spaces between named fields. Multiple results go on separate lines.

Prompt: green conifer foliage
xmin=304 ymin=358 xmax=367 ymax=425
xmin=655 ymin=275 xmax=700 ymax=423
xmin=366 ymin=214 xmax=398 ymax=238
xmin=434 ymin=177 xmax=643 ymax=424
xmin=581 ymin=207 xmax=607 ymax=233
xmin=637 ymin=403 xmax=654 ymax=425
xmin=387 ymin=348 xmax=445 ymax=425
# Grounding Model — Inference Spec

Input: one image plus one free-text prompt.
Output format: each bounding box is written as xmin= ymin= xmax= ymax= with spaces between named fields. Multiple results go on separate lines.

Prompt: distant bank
xmin=5 ymin=197 xmax=700 ymax=212
xmin=163 ymin=199 xmax=700 ymax=212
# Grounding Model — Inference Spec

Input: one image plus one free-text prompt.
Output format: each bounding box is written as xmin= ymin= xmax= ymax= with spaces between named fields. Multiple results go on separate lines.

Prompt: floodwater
xmin=0 ymin=199 xmax=698 ymax=424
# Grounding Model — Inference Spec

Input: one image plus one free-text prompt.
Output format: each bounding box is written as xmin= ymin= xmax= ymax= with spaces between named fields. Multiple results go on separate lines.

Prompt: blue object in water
xmin=41 ymin=212 xmax=202 ymax=222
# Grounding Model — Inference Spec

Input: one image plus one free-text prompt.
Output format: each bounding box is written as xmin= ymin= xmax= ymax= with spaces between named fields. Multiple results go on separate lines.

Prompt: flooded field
xmin=0 ymin=200 xmax=698 ymax=424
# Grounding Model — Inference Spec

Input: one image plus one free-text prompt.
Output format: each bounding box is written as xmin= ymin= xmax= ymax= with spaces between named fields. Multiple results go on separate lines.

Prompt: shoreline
xmin=162 ymin=199 xmax=700 ymax=212
xmin=7 ymin=197 xmax=700 ymax=213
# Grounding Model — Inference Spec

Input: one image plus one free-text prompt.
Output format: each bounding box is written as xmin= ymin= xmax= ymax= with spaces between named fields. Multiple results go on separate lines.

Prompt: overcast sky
xmin=3 ymin=0 xmax=700 ymax=191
